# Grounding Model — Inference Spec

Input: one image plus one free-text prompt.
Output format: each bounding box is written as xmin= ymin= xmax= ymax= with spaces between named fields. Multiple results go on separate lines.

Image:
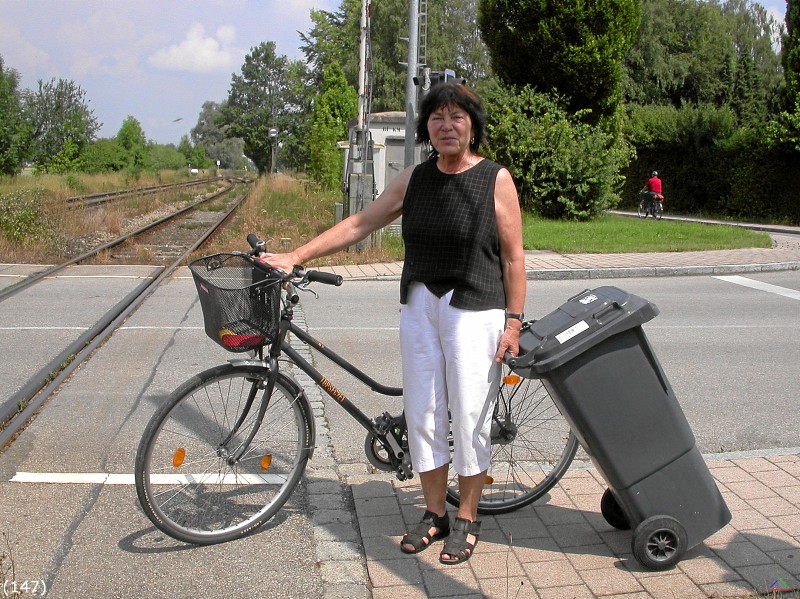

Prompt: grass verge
xmin=202 ymin=174 xmax=772 ymax=264
xmin=522 ymin=213 xmax=772 ymax=254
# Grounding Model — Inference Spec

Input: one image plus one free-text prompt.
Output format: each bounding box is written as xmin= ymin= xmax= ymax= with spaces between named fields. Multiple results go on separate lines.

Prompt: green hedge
xmin=623 ymin=105 xmax=800 ymax=225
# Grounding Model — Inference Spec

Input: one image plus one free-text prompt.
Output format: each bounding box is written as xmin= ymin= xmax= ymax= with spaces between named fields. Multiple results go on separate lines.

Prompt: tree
xmin=78 ymin=138 xmax=128 ymax=173
xmin=300 ymin=1 xmax=361 ymax=88
xmin=784 ymin=0 xmax=800 ymax=106
xmin=309 ymin=63 xmax=357 ymax=189
xmin=479 ymin=0 xmax=640 ymax=123
xmin=117 ymin=116 xmax=148 ymax=170
xmin=146 ymin=143 xmax=187 ymax=171
xmin=178 ymin=135 xmax=211 ymax=170
xmin=429 ymin=0 xmax=493 ymax=84
xmin=22 ymin=77 xmax=100 ymax=172
xmin=300 ymin=0 xmax=493 ymax=113
xmin=191 ymin=101 xmax=246 ymax=169
xmin=0 ymin=55 xmax=28 ymax=175
xmin=221 ymin=42 xmax=309 ymax=174
xmin=623 ymin=0 xmax=783 ymax=121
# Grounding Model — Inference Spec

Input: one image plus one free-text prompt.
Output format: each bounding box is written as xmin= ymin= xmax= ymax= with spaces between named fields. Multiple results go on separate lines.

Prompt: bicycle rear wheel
xmin=135 ymin=364 xmax=312 ymax=545
xmin=446 ymin=369 xmax=578 ymax=514
xmin=653 ymin=201 xmax=663 ymax=220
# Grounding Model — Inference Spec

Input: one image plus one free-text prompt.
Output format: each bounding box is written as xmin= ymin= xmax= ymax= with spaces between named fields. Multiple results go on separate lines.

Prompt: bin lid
xmin=508 ymin=286 xmax=659 ymax=374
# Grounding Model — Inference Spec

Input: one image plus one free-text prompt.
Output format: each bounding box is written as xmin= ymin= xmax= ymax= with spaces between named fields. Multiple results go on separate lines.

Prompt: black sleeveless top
xmin=400 ymin=158 xmax=506 ymax=310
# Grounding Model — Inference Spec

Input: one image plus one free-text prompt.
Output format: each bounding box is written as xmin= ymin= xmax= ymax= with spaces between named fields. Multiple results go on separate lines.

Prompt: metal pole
xmin=404 ymin=0 xmax=419 ymax=168
xmin=358 ymin=0 xmax=368 ymax=131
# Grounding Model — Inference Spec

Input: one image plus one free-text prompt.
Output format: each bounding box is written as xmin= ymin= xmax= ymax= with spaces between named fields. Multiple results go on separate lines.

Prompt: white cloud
xmin=57 ymin=10 xmax=162 ymax=80
xmin=148 ymin=22 xmax=243 ymax=73
xmin=0 ymin=18 xmax=51 ymax=76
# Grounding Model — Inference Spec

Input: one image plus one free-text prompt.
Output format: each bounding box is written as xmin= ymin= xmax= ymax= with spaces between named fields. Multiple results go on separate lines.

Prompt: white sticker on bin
xmin=556 ymin=320 xmax=590 ymax=344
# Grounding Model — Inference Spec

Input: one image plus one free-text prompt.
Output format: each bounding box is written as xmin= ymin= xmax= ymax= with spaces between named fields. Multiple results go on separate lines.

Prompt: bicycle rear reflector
xmin=173 ymin=448 xmax=186 ymax=468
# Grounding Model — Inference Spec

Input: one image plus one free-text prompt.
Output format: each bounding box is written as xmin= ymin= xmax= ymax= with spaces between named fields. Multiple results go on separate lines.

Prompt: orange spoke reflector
xmin=503 ymin=374 xmax=521 ymax=385
xmin=485 ymin=475 xmax=494 ymax=485
xmin=260 ymin=455 xmax=273 ymax=472
xmin=172 ymin=448 xmax=186 ymax=468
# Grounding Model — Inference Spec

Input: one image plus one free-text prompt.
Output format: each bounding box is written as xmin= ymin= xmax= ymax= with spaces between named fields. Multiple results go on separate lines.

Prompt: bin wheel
xmin=600 ymin=489 xmax=630 ymax=530
xmin=631 ymin=516 xmax=687 ymax=571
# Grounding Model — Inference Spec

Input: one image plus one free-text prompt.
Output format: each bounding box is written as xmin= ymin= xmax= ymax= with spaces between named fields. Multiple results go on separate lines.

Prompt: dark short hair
xmin=415 ymin=81 xmax=487 ymax=159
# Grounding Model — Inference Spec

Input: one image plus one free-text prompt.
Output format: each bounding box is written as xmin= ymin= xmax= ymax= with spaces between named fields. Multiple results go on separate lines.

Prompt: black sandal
xmin=439 ymin=517 xmax=481 ymax=564
xmin=400 ymin=510 xmax=450 ymax=554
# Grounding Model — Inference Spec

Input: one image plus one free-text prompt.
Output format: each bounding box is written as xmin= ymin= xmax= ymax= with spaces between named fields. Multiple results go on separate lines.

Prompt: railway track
xmin=0 ymin=177 xmax=255 ymax=447
xmin=65 ymin=176 xmax=223 ymax=208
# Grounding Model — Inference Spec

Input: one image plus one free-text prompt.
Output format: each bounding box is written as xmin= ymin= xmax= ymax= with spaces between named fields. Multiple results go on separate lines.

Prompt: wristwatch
xmin=505 ymin=312 xmax=524 ymax=323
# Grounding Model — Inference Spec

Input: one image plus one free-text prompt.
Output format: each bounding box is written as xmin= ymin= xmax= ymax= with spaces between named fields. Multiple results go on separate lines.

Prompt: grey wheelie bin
xmin=507 ymin=286 xmax=731 ymax=571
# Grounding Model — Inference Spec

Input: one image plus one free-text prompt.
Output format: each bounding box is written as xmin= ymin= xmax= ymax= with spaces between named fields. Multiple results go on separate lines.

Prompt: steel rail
xmin=0 ymin=180 xmax=238 ymax=304
xmin=65 ymin=177 xmax=222 ymax=207
xmin=0 ymin=185 xmax=251 ymax=447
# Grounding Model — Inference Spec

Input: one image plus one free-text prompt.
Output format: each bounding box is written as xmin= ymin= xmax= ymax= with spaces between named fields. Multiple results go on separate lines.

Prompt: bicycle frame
xmin=228 ymin=294 xmax=409 ymax=470
xmin=280 ymin=320 xmax=403 ymax=432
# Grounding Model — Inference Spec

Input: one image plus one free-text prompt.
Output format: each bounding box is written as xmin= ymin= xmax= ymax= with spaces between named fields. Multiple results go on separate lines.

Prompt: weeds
xmin=1 ymin=533 xmax=16 ymax=593
xmin=0 ymin=170 xmax=219 ymax=263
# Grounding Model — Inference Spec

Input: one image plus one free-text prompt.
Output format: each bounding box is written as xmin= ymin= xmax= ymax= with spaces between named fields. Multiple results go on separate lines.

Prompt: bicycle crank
xmin=365 ymin=413 xmax=413 ymax=480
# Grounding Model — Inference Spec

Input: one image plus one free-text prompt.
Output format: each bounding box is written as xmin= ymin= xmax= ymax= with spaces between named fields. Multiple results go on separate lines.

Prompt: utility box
xmin=508 ymin=286 xmax=731 ymax=571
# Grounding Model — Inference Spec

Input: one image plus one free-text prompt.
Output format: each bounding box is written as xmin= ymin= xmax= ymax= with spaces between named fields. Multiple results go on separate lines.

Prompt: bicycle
xmin=135 ymin=235 xmax=578 ymax=545
xmin=637 ymin=193 xmax=664 ymax=220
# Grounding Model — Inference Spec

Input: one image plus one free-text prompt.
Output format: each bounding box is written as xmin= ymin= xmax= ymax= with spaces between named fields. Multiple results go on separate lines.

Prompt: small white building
xmin=343 ymin=111 xmax=426 ymax=197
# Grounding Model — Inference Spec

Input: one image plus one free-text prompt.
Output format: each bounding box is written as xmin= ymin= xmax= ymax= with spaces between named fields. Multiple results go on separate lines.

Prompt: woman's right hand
xmin=258 ymin=252 xmax=299 ymax=275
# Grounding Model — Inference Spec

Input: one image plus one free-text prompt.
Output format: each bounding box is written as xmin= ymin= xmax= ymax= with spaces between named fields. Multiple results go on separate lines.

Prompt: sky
xmin=0 ymin=0 xmax=338 ymax=145
xmin=0 ymin=0 xmax=790 ymax=147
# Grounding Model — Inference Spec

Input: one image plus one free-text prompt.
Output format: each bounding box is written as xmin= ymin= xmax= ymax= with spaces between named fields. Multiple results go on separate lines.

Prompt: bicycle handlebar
xmin=246 ymin=234 xmax=343 ymax=287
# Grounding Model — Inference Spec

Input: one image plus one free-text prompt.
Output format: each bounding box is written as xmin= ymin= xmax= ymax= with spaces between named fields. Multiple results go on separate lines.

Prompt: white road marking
xmin=9 ymin=446 xmax=800 ymax=485
xmin=10 ymin=472 xmax=287 ymax=485
xmin=714 ymin=275 xmax=800 ymax=301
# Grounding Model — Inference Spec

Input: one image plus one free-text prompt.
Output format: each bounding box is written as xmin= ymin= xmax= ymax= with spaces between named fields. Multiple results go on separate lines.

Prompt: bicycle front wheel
xmin=446 ymin=369 xmax=578 ymax=514
xmin=135 ymin=364 xmax=312 ymax=545
xmin=637 ymin=200 xmax=648 ymax=218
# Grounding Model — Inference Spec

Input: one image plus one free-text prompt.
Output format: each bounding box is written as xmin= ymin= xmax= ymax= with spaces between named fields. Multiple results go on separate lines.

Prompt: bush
xmin=484 ymin=85 xmax=633 ymax=220
xmin=0 ymin=190 xmax=48 ymax=244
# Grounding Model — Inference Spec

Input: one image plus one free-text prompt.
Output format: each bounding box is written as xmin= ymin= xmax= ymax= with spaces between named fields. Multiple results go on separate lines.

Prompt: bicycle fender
xmin=277 ymin=370 xmax=317 ymax=460
xmin=226 ymin=359 xmax=317 ymax=459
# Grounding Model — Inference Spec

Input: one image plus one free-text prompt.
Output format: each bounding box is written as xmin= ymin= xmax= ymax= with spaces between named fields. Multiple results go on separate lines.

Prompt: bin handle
xmin=594 ymin=301 xmax=623 ymax=324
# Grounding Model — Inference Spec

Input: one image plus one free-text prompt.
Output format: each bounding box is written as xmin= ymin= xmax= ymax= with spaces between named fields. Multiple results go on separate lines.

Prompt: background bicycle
xmin=638 ymin=192 xmax=664 ymax=220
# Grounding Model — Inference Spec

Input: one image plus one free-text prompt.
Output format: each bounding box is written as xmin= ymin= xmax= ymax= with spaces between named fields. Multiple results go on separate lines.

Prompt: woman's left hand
xmin=495 ymin=323 xmax=521 ymax=363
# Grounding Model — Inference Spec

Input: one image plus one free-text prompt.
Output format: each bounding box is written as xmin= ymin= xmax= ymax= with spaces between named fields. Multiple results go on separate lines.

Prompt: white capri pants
xmin=399 ymin=283 xmax=504 ymax=477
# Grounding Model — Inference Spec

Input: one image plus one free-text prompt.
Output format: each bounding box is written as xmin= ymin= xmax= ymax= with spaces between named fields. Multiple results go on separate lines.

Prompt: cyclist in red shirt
xmin=640 ymin=171 xmax=662 ymax=210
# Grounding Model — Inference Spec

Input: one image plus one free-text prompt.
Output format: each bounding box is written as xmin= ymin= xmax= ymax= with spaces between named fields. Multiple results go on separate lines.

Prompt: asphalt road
xmin=0 ymin=267 xmax=796 ymax=598
xmin=297 ymin=271 xmax=800 ymax=467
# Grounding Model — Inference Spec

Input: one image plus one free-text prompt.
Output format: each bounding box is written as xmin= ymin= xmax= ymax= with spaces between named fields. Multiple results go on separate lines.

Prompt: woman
xmin=260 ymin=81 xmax=526 ymax=564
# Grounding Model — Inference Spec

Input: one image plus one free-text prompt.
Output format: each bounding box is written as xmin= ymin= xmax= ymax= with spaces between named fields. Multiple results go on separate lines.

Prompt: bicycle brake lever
xmin=294 ymin=281 xmax=319 ymax=299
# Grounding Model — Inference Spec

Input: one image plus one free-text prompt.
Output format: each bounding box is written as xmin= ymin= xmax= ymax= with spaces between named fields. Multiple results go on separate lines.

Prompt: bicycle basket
xmin=189 ymin=253 xmax=281 ymax=352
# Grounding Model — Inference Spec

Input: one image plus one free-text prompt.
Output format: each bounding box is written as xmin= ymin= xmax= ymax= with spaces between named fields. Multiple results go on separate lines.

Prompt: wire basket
xmin=189 ymin=254 xmax=281 ymax=352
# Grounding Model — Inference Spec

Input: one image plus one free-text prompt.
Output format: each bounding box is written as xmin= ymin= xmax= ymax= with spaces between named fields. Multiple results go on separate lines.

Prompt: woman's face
xmin=427 ymin=103 xmax=473 ymax=158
